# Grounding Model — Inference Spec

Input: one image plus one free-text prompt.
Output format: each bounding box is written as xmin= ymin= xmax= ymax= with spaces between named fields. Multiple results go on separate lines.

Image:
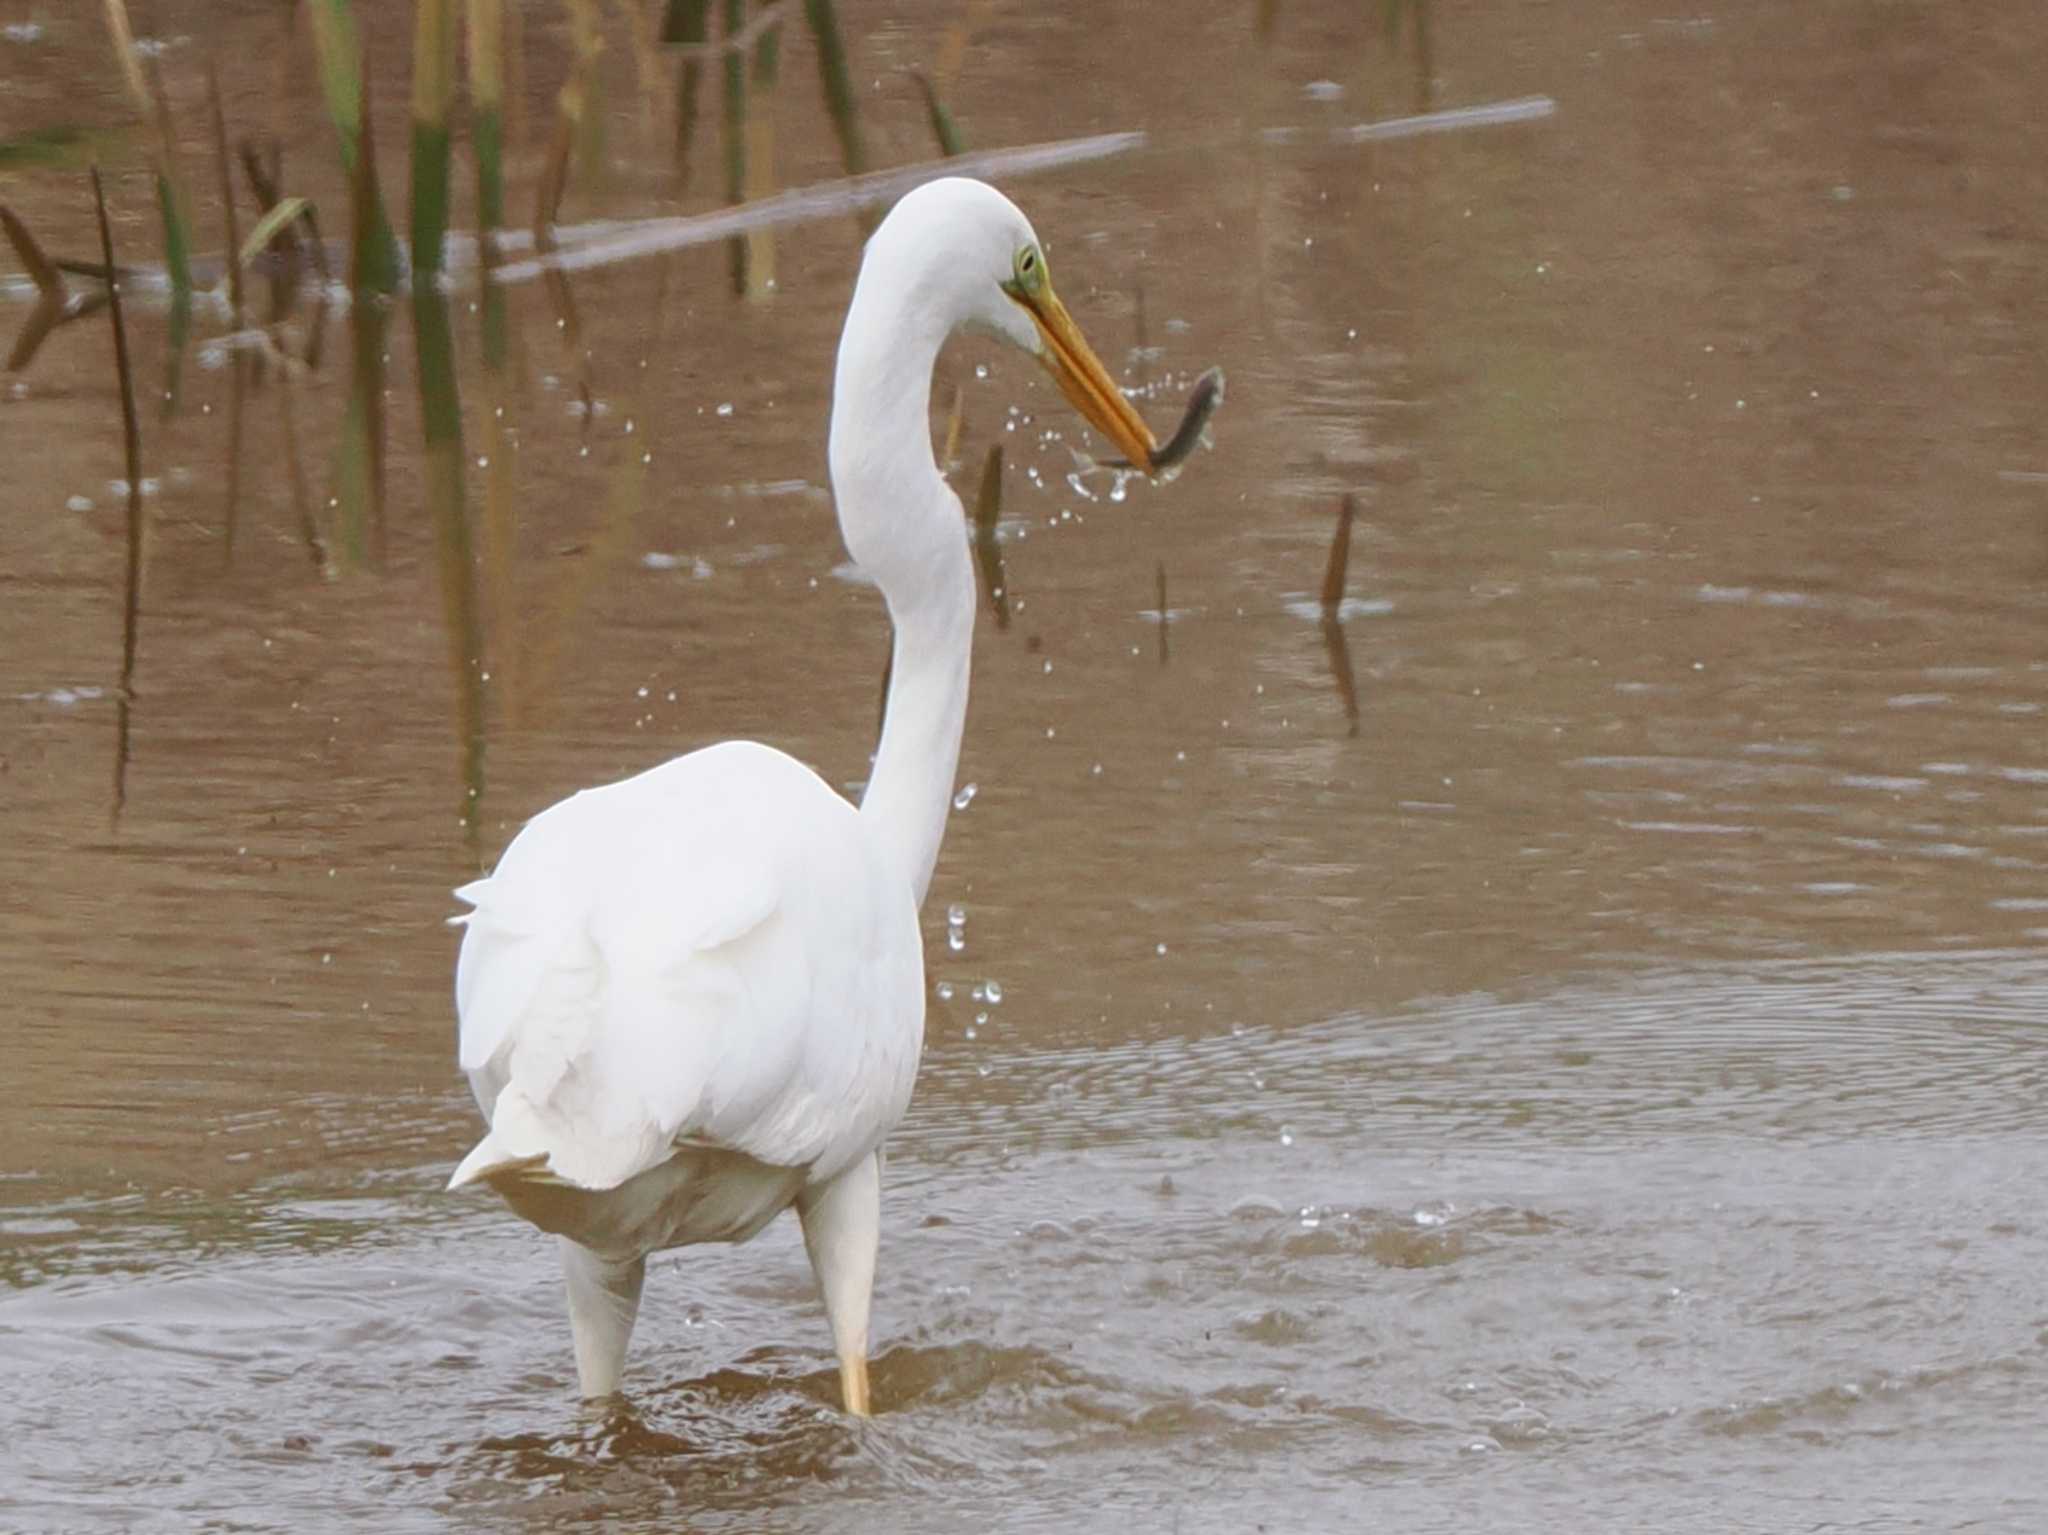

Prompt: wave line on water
xmin=1261 ymin=95 xmax=1559 ymax=148
xmin=491 ymin=132 xmax=1149 ymax=285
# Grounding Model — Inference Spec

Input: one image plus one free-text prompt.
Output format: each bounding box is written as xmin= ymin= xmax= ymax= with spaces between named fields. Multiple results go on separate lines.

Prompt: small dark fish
xmin=1111 ymin=365 xmax=1225 ymax=474
xmin=1153 ymin=366 xmax=1225 ymax=472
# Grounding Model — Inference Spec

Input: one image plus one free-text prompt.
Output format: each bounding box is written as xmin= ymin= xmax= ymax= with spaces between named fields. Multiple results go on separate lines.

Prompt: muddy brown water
xmin=5 ymin=2 xmax=2048 ymax=1529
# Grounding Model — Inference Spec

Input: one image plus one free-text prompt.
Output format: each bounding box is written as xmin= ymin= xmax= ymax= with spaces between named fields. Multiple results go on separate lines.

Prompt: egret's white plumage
xmin=447 ymin=177 xmax=1161 ymax=1414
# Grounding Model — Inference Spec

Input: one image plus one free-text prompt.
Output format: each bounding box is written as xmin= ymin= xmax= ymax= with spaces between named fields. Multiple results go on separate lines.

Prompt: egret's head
xmin=876 ymin=178 xmax=1161 ymax=474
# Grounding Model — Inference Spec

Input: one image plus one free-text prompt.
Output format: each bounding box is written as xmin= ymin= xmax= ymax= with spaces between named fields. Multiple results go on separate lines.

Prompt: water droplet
xmin=715 ymin=401 xmax=734 ymax=417
xmin=952 ymin=782 xmax=979 ymax=810
xmin=984 ymin=980 xmax=1003 ymax=1004
xmin=636 ymin=686 xmax=649 ymax=699
xmin=65 ymin=494 xmax=93 ymax=513
xmin=1279 ymin=1124 xmax=1295 ymax=1147
xmin=975 ymin=1010 xmax=988 ymax=1027
xmin=976 ymin=1062 xmax=991 ymax=1077
xmin=974 ymin=363 xmax=989 ymax=380
xmin=964 ymin=1024 xmax=977 ymax=1040
xmin=1156 ymin=942 xmax=1168 ymax=956
xmin=948 ymin=930 xmax=965 ymax=952
xmin=936 ymin=981 xmax=954 ymax=1001
xmin=1091 ymin=762 xmax=1103 ymax=776
xmin=947 ymin=903 xmax=966 ymax=926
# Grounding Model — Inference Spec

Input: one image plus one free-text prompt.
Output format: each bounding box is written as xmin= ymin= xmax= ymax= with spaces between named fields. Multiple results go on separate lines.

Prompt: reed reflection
xmin=1320 ymin=494 xmax=1361 ymax=737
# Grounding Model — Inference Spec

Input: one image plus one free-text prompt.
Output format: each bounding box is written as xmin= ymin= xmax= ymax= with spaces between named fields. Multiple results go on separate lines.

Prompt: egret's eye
xmin=1006 ymin=243 xmax=1047 ymax=299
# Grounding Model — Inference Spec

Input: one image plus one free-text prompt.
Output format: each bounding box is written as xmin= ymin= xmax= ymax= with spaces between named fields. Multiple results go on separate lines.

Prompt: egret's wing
xmin=450 ymin=742 xmax=922 ymax=1193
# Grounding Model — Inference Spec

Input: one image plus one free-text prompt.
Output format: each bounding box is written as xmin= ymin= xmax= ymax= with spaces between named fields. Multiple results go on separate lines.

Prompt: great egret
xmin=447 ymin=177 xmax=1172 ymax=1415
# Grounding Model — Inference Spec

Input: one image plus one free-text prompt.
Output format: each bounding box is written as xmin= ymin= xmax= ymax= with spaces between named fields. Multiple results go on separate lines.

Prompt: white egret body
xmin=447 ymin=177 xmax=1161 ymax=1414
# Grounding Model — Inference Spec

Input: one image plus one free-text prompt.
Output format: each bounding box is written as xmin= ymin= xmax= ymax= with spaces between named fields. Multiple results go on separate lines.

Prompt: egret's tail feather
xmin=448 ymin=1133 xmax=557 ymax=1191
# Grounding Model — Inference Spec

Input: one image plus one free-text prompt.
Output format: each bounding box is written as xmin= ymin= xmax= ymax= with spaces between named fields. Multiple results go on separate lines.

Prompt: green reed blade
xmin=238 ymin=197 xmax=310 ymax=275
xmin=665 ymin=0 xmax=711 ymax=188
xmin=913 ymin=74 xmax=966 ymax=157
xmin=336 ymin=296 xmax=389 ymax=568
xmin=0 ymin=125 xmax=123 ymax=172
xmin=346 ymin=63 xmax=400 ymax=295
xmin=742 ymin=1 xmax=780 ymax=296
xmin=160 ymin=285 xmax=189 ymax=417
xmin=414 ymin=282 xmax=487 ymax=842
xmin=207 ymin=65 xmax=245 ymax=325
xmin=721 ymin=0 xmax=747 ymax=293
xmin=309 ymin=0 xmax=400 ymax=290
xmin=466 ymin=0 xmax=508 ymax=367
xmin=410 ymin=0 xmax=459 ymax=279
xmin=803 ymin=0 xmax=866 ymax=178
xmin=467 ymin=0 xmax=506 ymax=230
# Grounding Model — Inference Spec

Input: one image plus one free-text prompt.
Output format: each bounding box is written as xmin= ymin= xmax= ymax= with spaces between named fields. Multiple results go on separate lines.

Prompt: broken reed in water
xmin=1321 ymin=492 xmax=1356 ymax=615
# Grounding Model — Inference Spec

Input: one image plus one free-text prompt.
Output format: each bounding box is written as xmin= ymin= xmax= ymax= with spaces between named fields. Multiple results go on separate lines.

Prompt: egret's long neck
xmin=829 ymin=276 xmax=977 ymax=910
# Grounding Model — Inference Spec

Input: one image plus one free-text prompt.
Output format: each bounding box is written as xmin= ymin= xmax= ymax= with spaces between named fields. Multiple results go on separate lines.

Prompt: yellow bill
xmin=1009 ymin=279 xmax=1160 ymax=475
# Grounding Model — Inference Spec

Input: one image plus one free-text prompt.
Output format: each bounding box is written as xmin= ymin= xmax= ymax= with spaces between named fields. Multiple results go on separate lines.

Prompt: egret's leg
xmin=797 ymin=1148 xmax=880 ymax=1416
xmin=559 ymin=1238 xmax=646 ymax=1399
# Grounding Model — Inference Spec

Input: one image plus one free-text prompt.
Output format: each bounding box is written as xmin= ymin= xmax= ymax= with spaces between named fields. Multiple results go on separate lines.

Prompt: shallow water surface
xmin=5 ymin=2 xmax=2048 ymax=1529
